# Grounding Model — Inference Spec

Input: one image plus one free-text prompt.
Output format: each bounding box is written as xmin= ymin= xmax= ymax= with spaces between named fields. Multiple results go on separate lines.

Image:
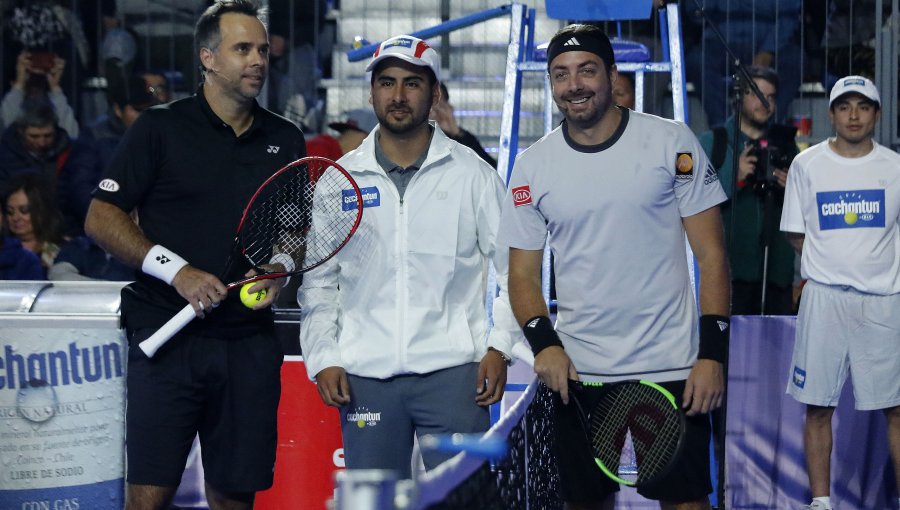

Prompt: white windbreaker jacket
xmin=298 ymin=123 xmax=522 ymax=380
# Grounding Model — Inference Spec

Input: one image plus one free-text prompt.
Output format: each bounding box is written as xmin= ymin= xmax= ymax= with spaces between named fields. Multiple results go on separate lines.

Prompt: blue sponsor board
xmin=816 ymin=189 xmax=885 ymax=230
xmin=342 ymin=186 xmax=380 ymax=210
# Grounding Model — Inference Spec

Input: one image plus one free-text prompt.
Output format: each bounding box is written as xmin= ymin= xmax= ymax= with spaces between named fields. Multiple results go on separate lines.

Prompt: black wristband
xmin=522 ymin=315 xmax=564 ymax=356
xmin=698 ymin=314 xmax=730 ymax=363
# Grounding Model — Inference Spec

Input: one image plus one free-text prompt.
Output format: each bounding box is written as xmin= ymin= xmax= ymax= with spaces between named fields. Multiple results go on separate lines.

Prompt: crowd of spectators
xmin=0 ymin=0 xmax=886 ymax=288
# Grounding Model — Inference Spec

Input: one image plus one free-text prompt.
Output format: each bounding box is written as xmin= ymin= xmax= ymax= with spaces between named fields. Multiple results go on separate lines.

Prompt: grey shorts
xmin=340 ymin=363 xmax=489 ymax=477
xmin=787 ymin=281 xmax=900 ymax=410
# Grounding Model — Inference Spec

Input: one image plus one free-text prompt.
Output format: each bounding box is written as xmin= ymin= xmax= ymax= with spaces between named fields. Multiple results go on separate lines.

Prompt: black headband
xmin=546 ymin=30 xmax=615 ymax=69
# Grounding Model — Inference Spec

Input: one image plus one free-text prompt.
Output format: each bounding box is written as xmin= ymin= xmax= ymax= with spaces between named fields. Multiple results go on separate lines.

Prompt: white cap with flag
xmin=365 ymin=35 xmax=441 ymax=81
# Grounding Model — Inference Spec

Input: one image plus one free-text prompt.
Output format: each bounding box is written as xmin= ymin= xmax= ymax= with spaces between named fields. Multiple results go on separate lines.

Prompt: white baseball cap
xmin=365 ymin=35 xmax=441 ymax=81
xmin=829 ymin=75 xmax=880 ymax=107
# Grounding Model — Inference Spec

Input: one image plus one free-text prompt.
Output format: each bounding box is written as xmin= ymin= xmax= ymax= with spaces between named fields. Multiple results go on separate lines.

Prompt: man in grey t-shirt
xmin=500 ymin=24 xmax=730 ymax=509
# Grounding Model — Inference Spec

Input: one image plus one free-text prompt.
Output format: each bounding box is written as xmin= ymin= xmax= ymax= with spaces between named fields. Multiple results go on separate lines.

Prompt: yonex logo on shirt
xmin=267 ymin=145 xmax=280 ymax=154
xmin=563 ymin=37 xmax=580 ymax=47
xmin=512 ymin=185 xmax=532 ymax=207
xmin=816 ymin=189 xmax=885 ymax=230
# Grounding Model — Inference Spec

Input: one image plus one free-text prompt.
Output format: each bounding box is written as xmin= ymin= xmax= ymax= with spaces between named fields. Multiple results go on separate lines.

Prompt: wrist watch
xmin=488 ymin=347 xmax=512 ymax=365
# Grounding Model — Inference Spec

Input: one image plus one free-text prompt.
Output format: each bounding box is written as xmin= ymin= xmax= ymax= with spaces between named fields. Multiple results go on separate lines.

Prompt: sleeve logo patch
xmin=98 ymin=179 xmax=120 ymax=192
xmin=512 ymin=185 xmax=532 ymax=207
xmin=792 ymin=366 xmax=806 ymax=388
xmin=675 ymin=152 xmax=694 ymax=178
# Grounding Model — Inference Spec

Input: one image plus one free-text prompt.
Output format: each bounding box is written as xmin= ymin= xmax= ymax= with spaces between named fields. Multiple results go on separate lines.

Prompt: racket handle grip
xmin=138 ymin=304 xmax=197 ymax=358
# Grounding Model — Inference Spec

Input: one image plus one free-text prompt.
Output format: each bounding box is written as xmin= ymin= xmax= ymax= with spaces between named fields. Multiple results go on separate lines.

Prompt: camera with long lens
xmin=749 ymin=123 xmax=797 ymax=194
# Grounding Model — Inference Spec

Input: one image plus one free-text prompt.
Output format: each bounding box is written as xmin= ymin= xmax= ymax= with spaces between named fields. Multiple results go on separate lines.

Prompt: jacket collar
xmin=340 ymin=120 xmax=454 ymax=176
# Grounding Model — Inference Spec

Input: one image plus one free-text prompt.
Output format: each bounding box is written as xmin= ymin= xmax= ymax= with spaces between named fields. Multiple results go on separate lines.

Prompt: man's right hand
xmin=533 ymin=346 xmax=578 ymax=404
xmin=171 ymin=266 xmax=227 ymax=317
xmin=316 ymin=366 xmax=350 ymax=407
xmin=738 ymin=144 xmax=757 ymax=182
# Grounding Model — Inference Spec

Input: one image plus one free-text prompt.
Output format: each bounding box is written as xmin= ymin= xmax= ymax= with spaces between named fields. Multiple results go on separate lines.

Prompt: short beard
xmin=377 ymin=107 xmax=429 ymax=135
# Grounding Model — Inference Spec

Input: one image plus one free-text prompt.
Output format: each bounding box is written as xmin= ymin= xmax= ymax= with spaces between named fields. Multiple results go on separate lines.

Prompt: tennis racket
xmin=511 ymin=343 xmax=685 ymax=487
xmin=138 ymin=156 xmax=363 ymax=358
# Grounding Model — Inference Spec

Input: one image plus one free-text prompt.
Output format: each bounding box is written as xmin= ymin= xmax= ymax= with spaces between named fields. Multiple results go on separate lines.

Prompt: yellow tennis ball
xmin=239 ymin=283 xmax=267 ymax=308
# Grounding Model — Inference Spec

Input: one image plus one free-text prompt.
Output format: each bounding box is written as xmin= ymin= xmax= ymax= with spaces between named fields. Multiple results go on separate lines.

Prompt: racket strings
xmin=240 ymin=159 xmax=361 ymax=272
xmin=588 ymin=385 xmax=682 ymax=484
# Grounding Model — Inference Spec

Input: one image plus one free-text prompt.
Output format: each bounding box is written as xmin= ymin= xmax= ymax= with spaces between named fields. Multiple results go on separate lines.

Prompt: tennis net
xmin=410 ymin=378 xmax=564 ymax=510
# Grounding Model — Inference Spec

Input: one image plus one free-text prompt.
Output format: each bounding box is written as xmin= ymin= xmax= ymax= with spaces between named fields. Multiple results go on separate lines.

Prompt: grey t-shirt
xmin=500 ymin=108 xmax=727 ymax=382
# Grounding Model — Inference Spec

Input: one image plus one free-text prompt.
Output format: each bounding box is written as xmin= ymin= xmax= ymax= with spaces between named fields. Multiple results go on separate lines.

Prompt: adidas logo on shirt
xmin=563 ymin=37 xmax=580 ymax=47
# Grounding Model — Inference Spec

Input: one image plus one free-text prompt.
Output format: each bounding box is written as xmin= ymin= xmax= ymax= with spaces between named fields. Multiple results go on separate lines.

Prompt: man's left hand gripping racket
xmin=511 ymin=343 xmax=685 ymax=487
xmin=139 ymin=156 xmax=362 ymax=358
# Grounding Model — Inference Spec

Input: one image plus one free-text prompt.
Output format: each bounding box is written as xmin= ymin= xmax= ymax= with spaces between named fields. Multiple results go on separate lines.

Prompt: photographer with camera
xmin=699 ymin=65 xmax=798 ymax=315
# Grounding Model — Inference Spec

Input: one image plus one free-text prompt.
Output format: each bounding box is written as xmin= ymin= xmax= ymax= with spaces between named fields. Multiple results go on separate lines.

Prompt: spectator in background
xmin=698 ymin=66 xmax=797 ymax=315
xmin=3 ymin=172 xmax=66 ymax=274
xmin=49 ymin=234 xmax=135 ymax=281
xmin=117 ymin=0 xmax=208 ymax=94
xmin=142 ymin=70 xmax=171 ymax=103
xmin=82 ymin=72 xmax=161 ymax=172
xmin=821 ymin=0 xmax=884 ymax=86
xmin=1 ymin=49 xmax=80 ymax=137
xmin=431 ymin=82 xmax=496 ymax=167
xmin=0 ymin=103 xmax=100 ymax=235
xmin=612 ymin=71 xmax=636 ymax=110
xmin=266 ymin=22 xmax=320 ymax=129
xmin=685 ymin=0 xmax=802 ymax=127
xmin=0 ymin=205 xmax=43 ymax=280
xmin=4 ymin=1 xmax=92 ymax=110
xmin=306 ymin=108 xmax=377 ymax=160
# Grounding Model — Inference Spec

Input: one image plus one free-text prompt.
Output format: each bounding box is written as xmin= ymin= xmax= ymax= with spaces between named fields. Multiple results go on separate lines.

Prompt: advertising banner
xmin=0 ymin=317 xmax=126 ymax=510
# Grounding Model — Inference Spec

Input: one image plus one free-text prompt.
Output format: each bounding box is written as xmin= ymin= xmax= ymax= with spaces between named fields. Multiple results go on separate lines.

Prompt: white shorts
xmin=786 ymin=280 xmax=900 ymax=411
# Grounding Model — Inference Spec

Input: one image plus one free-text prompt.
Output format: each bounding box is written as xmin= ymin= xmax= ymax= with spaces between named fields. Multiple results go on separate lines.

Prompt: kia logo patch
xmin=512 ymin=185 xmax=532 ymax=207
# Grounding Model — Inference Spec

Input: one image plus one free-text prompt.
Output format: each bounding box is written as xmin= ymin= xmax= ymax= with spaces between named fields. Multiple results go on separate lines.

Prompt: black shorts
xmin=125 ymin=328 xmax=283 ymax=493
xmin=553 ymin=379 xmax=712 ymax=504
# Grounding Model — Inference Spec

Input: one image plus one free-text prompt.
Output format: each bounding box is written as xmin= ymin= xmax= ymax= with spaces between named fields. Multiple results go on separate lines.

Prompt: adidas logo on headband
xmin=546 ymin=26 xmax=615 ymax=69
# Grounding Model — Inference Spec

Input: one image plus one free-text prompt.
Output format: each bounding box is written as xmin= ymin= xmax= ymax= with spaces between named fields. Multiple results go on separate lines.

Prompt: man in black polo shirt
xmin=84 ymin=1 xmax=305 ymax=509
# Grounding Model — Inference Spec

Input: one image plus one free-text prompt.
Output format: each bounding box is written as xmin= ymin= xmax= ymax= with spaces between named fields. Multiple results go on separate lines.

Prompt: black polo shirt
xmin=93 ymin=86 xmax=306 ymax=336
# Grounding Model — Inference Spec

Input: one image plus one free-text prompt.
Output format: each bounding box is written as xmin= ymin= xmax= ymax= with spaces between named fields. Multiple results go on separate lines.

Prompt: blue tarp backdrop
xmin=726 ymin=315 xmax=895 ymax=509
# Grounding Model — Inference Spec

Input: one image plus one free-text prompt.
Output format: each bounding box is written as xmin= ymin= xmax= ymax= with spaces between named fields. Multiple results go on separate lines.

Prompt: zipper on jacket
xmin=397 ymin=195 xmax=407 ymax=367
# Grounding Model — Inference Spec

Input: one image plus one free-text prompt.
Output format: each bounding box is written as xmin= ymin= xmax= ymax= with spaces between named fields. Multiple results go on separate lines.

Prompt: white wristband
xmin=142 ymin=245 xmax=189 ymax=285
xmin=269 ymin=252 xmax=296 ymax=286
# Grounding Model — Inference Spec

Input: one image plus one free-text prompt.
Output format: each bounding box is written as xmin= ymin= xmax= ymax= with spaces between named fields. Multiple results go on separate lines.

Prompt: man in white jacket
xmin=298 ymin=35 xmax=519 ymax=477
